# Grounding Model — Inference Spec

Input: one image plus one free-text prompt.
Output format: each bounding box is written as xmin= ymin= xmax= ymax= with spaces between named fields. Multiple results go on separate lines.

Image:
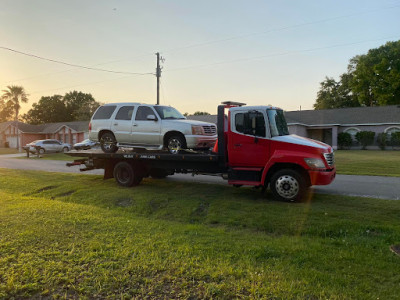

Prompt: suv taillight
xmin=88 ymin=122 xmax=91 ymax=132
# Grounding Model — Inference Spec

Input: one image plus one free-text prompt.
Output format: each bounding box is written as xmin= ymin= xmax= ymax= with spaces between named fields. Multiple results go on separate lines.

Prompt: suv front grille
xmin=324 ymin=152 xmax=335 ymax=167
xmin=202 ymin=125 xmax=217 ymax=135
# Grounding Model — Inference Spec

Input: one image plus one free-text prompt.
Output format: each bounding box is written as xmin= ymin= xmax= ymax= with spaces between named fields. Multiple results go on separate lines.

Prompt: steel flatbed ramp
xmin=67 ymin=149 xmax=219 ymax=162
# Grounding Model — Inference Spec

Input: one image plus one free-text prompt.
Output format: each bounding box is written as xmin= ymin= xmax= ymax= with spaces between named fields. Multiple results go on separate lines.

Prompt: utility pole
xmin=156 ymin=52 xmax=162 ymax=105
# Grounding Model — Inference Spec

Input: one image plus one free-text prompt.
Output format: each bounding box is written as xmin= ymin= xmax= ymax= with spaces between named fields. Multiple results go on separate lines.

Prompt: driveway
xmin=0 ymin=155 xmax=399 ymax=200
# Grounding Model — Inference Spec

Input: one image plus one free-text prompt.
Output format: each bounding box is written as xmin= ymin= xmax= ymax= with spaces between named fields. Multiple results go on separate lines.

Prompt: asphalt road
xmin=0 ymin=154 xmax=399 ymax=200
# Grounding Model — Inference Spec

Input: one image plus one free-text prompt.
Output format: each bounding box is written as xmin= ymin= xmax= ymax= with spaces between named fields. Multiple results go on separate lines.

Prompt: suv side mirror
xmin=147 ymin=114 xmax=157 ymax=121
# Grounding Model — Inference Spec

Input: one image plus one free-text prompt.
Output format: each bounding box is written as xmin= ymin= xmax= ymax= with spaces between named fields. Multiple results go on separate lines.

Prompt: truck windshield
xmin=267 ymin=109 xmax=289 ymax=137
xmin=154 ymin=106 xmax=186 ymax=120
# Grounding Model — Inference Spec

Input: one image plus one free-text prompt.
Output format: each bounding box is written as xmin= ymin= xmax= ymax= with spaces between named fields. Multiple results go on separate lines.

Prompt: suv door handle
xmin=113 ymin=122 xmax=118 ymax=126
xmin=234 ymin=144 xmax=242 ymax=147
xmin=132 ymin=123 xmax=138 ymax=127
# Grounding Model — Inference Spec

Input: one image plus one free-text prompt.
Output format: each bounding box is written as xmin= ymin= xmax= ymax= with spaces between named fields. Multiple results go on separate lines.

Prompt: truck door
xmin=228 ymin=110 xmax=270 ymax=167
xmin=131 ymin=106 xmax=161 ymax=146
xmin=111 ymin=105 xmax=135 ymax=143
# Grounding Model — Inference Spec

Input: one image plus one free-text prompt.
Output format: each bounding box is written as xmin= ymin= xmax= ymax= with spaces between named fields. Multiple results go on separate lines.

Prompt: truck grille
xmin=324 ymin=152 xmax=335 ymax=167
xmin=202 ymin=125 xmax=217 ymax=135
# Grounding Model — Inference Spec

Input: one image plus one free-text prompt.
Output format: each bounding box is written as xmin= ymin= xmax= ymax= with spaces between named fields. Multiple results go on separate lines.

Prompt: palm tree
xmin=1 ymin=85 xmax=29 ymax=149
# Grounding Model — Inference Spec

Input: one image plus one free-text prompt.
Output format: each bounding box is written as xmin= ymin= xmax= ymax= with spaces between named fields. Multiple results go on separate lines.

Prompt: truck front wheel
xmin=113 ymin=161 xmax=142 ymax=187
xmin=270 ymin=169 xmax=307 ymax=202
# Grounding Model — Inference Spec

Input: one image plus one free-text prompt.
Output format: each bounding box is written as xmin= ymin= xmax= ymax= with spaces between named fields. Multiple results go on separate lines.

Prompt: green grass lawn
xmin=0 ymin=169 xmax=400 ymax=299
xmin=335 ymin=150 xmax=400 ymax=177
xmin=0 ymin=148 xmax=20 ymax=155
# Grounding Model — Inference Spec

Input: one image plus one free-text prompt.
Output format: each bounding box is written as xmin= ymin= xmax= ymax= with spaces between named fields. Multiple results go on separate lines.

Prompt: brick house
xmin=0 ymin=121 xmax=89 ymax=149
xmin=188 ymin=105 xmax=400 ymax=150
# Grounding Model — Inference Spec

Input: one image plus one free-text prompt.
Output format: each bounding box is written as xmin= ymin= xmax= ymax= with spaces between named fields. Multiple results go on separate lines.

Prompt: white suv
xmin=89 ymin=103 xmax=217 ymax=154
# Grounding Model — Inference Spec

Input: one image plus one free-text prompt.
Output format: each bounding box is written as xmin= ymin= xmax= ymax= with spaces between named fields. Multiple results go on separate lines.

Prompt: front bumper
xmin=185 ymin=135 xmax=217 ymax=149
xmin=308 ymin=167 xmax=336 ymax=186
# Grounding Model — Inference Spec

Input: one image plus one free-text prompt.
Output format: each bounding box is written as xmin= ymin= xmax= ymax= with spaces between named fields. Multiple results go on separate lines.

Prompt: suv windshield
xmin=154 ymin=106 xmax=185 ymax=120
xmin=267 ymin=109 xmax=289 ymax=137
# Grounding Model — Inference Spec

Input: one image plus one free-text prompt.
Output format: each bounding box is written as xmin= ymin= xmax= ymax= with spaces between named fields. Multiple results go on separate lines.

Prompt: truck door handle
xmin=132 ymin=123 xmax=138 ymax=127
xmin=234 ymin=144 xmax=242 ymax=147
xmin=113 ymin=123 xmax=118 ymax=126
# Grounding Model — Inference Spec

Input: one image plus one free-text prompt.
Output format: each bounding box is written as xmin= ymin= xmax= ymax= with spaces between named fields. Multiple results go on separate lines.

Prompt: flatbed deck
xmin=67 ymin=149 xmax=220 ymax=162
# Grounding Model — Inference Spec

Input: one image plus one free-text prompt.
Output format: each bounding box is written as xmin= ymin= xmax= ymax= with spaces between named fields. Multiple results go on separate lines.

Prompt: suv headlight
xmin=304 ymin=158 xmax=326 ymax=169
xmin=192 ymin=125 xmax=204 ymax=135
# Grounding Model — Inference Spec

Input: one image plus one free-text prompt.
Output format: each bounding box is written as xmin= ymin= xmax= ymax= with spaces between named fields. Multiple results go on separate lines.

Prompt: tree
xmin=0 ymin=97 xmax=14 ymax=122
xmin=193 ymin=111 xmax=211 ymax=116
xmin=314 ymin=40 xmax=400 ymax=109
xmin=23 ymin=95 xmax=68 ymax=124
xmin=63 ymin=91 xmax=99 ymax=121
xmin=351 ymin=41 xmax=400 ymax=106
xmin=1 ymin=85 xmax=29 ymax=149
xmin=23 ymin=91 xmax=101 ymax=124
xmin=314 ymin=74 xmax=360 ymax=110
xmin=1 ymin=86 xmax=29 ymax=122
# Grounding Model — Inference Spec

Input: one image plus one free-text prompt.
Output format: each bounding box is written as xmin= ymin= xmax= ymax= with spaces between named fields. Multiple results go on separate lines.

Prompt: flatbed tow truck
xmin=67 ymin=102 xmax=336 ymax=202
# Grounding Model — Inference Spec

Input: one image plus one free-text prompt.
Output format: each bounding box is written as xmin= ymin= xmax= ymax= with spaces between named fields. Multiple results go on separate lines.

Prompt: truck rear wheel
xmin=270 ymin=169 xmax=307 ymax=202
xmin=113 ymin=161 xmax=142 ymax=187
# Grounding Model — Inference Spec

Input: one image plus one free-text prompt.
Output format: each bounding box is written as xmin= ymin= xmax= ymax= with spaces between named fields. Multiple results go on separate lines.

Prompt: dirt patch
xmin=390 ymin=244 xmax=400 ymax=256
xmin=24 ymin=185 xmax=58 ymax=196
xmin=116 ymin=198 xmax=134 ymax=207
xmin=54 ymin=190 xmax=76 ymax=198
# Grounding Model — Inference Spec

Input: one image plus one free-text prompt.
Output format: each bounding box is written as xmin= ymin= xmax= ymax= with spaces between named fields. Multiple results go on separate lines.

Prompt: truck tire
xmin=100 ymin=132 xmax=119 ymax=153
xmin=113 ymin=161 xmax=142 ymax=187
xmin=270 ymin=169 xmax=307 ymax=202
xmin=167 ymin=135 xmax=186 ymax=154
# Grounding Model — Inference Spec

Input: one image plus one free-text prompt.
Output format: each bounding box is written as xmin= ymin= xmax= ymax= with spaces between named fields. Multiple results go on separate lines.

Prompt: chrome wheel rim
xmin=168 ymin=138 xmax=181 ymax=154
xmin=101 ymin=136 xmax=114 ymax=151
xmin=275 ymin=175 xmax=299 ymax=199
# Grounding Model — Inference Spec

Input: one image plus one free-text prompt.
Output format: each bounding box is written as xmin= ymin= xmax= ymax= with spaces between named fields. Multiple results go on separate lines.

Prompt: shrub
xmin=377 ymin=133 xmax=388 ymax=150
xmin=355 ymin=131 xmax=375 ymax=150
xmin=391 ymin=132 xmax=400 ymax=148
xmin=338 ymin=132 xmax=352 ymax=149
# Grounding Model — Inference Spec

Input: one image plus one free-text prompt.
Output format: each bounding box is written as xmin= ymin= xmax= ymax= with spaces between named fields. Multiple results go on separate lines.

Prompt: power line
xmin=164 ymin=36 xmax=400 ymax=72
xmin=0 ymin=46 xmax=154 ymax=76
xmin=6 ymin=52 xmax=155 ymax=84
xmin=162 ymin=2 xmax=400 ymax=54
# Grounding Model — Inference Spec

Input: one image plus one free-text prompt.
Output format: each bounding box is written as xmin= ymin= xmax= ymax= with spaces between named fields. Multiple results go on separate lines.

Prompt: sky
xmin=1 ymin=0 xmax=400 ymax=117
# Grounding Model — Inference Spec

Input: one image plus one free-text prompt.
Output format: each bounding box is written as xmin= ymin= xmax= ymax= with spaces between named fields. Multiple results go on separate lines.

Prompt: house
xmin=0 ymin=121 xmax=89 ymax=149
xmin=188 ymin=105 xmax=400 ymax=150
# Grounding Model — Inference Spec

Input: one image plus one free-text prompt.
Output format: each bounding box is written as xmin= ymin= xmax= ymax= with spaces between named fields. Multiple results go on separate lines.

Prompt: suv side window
xmin=135 ymin=106 xmax=157 ymax=121
xmin=92 ymin=106 xmax=116 ymax=120
xmin=235 ymin=111 xmax=266 ymax=137
xmin=115 ymin=106 xmax=135 ymax=120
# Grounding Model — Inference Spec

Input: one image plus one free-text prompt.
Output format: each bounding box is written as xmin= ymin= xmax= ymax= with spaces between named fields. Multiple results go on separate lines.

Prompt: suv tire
xmin=166 ymin=135 xmax=186 ymax=154
xmin=100 ymin=132 xmax=119 ymax=153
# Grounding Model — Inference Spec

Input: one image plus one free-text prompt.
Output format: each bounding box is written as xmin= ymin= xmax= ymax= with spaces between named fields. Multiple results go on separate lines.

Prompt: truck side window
xmin=235 ymin=112 xmax=266 ymax=137
xmin=115 ymin=106 xmax=135 ymax=120
xmin=135 ymin=106 xmax=157 ymax=121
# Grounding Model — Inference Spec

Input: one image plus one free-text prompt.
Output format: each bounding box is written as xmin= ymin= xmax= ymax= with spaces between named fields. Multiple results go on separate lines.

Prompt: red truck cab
xmin=215 ymin=102 xmax=336 ymax=201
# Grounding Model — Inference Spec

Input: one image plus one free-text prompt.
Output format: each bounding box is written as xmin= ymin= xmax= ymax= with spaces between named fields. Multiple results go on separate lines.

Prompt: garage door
xmin=6 ymin=136 xmax=18 ymax=148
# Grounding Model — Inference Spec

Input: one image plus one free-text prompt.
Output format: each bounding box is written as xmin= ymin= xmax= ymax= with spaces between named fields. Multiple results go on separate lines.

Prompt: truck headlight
xmin=304 ymin=158 xmax=326 ymax=169
xmin=192 ymin=125 xmax=204 ymax=135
